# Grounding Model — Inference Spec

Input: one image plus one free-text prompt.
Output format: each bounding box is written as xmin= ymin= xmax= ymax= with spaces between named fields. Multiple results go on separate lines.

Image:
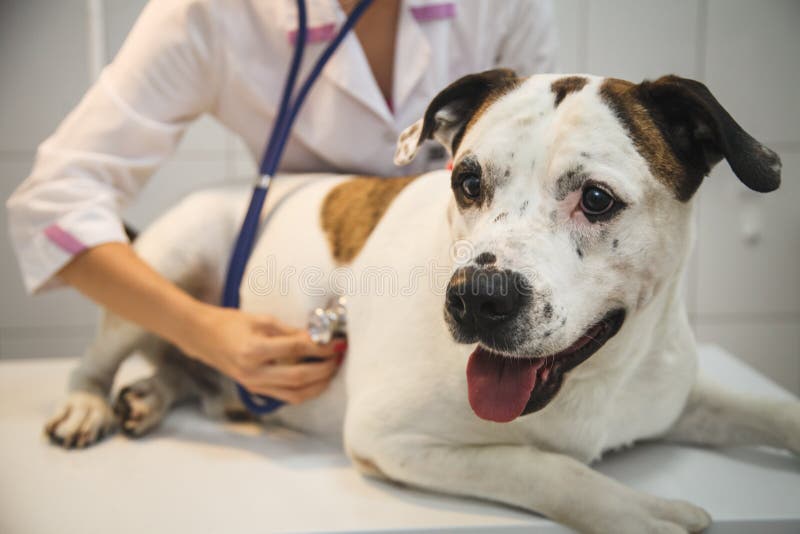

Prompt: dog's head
xmin=396 ymin=70 xmax=781 ymax=423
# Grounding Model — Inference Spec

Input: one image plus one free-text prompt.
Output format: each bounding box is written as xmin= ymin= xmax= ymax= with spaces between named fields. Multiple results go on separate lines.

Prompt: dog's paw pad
xmin=114 ymin=383 xmax=164 ymax=437
xmin=44 ymin=391 xmax=116 ymax=449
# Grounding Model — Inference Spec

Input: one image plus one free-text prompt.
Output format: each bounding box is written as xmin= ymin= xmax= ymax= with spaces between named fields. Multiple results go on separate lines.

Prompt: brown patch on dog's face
xmin=551 ymin=76 xmax=589 ymax=107
xmin=599 ymin=78 xmax=689 ymax=200
xmin=321 ymin=176 xmax=417 ymax=263
xmin=605 ymin=75 xmax=781 ymax=201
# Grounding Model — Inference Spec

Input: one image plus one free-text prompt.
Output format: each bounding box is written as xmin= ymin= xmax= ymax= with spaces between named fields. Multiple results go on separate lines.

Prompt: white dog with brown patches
xmin=45 ymin=70 xmax=798 ymax=534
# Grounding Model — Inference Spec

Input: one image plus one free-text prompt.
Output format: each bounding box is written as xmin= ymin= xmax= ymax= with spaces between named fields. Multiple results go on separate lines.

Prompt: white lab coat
xmin=6 ymin=0 xmax=557 ymax=294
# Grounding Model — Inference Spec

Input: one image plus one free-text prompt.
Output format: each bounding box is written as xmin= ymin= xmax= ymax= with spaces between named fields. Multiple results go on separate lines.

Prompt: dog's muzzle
xmin=445 ymin=266 xmax=531 ymax=343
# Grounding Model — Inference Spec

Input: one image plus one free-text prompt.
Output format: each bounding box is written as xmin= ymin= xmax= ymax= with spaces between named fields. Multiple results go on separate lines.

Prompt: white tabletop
xmin=0 ymin=345 xmax=798 ymax=534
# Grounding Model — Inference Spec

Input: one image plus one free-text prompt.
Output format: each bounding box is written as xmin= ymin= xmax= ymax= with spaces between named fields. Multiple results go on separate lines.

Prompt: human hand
xmin=179 ymin=304 xmax=346 ymax=404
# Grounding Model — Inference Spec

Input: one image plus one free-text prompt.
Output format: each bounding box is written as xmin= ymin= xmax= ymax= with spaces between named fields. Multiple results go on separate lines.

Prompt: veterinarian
xmin=6 ymin=0 xmax=556 ymax=405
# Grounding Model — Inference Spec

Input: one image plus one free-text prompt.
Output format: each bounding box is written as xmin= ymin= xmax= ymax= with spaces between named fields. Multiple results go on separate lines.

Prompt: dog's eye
xmin=580 ymin=186 xmax=615 ymax=216
xmin=460 ymin=174 xmax=481 ymax=200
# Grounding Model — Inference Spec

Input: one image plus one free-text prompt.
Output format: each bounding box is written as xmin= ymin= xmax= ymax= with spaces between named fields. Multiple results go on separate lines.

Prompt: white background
xmin=1 ymin=0 xmax=798 ymax=393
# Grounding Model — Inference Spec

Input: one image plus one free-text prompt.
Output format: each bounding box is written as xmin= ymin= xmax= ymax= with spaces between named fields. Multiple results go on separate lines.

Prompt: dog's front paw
xmin=114 ymin=380 xmax=167 ymax=437
xmin=44 ymin=391 xmax=116 ymax=448
xmin=630 ymin=497 xmax=711 ymax=534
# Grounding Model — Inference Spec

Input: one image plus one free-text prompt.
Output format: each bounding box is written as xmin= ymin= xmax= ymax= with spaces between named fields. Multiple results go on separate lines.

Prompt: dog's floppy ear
xmin=632 ymin=75 xmax=781 ymax=200
xmin=394 ymin=68 xmax=520 ymax=166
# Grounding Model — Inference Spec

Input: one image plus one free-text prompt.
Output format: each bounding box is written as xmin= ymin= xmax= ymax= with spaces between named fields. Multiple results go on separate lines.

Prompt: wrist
xmin=163 ymin=294 xmax=211 ymax=355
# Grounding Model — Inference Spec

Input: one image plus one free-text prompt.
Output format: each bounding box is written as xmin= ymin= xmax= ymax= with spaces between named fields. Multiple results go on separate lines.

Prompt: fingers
xmin=248 ymin=358 xmax=340 ymax=389
xmin=245 ymin=311 xmax=346 ymax=359
xmin=219 ymin=312 xmax=348 ymax=402
xmin=257 ymin=331 xmax=346 ymax=362
xmin=250 ymin=314 xmax=301 ymax=336
xmin=249 ymin=377 xmax=334 ymax=405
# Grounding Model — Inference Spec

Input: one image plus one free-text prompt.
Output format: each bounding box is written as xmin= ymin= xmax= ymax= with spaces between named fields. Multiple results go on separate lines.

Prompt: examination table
xmin=1 ymin=344 xmax=798 ymax=533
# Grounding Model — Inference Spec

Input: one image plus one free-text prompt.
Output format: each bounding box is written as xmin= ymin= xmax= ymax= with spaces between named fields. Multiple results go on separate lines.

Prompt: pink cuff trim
xmin=288 ymin=23 xmax=336 ymax=44
xmin=44 ymin=224 xmax=87 ymax=256
xmin=411 ymin=3 xmax=456 ymax=22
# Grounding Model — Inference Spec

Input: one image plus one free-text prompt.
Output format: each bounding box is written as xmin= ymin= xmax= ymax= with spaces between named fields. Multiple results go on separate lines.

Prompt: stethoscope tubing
xmin=223 ymin=0 xmax=374 ymax=414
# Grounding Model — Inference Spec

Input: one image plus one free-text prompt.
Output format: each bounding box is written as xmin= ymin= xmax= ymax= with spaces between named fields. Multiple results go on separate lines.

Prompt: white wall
xmin=1 ymin=1 xmax=798 ymax=393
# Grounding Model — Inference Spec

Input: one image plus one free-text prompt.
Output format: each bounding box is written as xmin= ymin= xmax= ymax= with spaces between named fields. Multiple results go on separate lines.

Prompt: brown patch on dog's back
xmin=552 ymin=76 xmax=589 ymax=107
xmin=600 ymin=78 xmax=689 ymax=200
xmin=321 ymin=176 xmax=417 ymax=264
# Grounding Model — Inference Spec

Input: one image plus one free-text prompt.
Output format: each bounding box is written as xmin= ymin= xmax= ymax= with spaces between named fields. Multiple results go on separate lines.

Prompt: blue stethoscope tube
xmin=222 ymin=0 xmax=374 ymax=414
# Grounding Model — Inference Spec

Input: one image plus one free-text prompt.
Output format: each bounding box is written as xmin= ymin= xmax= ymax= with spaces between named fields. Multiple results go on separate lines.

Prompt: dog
xmin=45 ymin=70 xmax=799 ymax=533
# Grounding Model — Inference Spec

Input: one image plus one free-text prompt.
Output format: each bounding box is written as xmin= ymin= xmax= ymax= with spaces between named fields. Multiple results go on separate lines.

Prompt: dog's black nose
xmin=446 ymin=267 xmax=529 ymax=331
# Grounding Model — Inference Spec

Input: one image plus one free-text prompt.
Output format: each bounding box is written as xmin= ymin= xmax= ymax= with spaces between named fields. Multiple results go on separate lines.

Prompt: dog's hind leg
xmin=664 ymin=377 xmax=800 ymax=455
xmin=45 ymin=313 xmax=161 ymax=448
xmin=114 ymin=346 xmax=221 ymax=437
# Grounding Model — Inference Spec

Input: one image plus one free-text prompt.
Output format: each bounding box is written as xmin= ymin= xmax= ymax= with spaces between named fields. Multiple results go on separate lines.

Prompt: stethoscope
xmin=223 ymin=0 xmax=373 ymax=414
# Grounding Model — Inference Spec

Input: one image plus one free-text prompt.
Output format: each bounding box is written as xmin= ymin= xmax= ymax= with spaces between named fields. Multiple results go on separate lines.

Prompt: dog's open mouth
xmin=466 ymin=309 xmax=626 ymax=423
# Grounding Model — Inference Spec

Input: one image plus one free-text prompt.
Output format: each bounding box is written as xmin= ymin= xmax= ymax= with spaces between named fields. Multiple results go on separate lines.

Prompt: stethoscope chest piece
xmin=308 ymin=296 xmax=347 ymax=344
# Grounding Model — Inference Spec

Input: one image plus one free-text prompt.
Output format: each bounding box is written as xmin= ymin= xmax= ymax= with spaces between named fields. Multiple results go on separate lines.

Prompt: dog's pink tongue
xmin=466 ymin=347 xmax=542 ymax=423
